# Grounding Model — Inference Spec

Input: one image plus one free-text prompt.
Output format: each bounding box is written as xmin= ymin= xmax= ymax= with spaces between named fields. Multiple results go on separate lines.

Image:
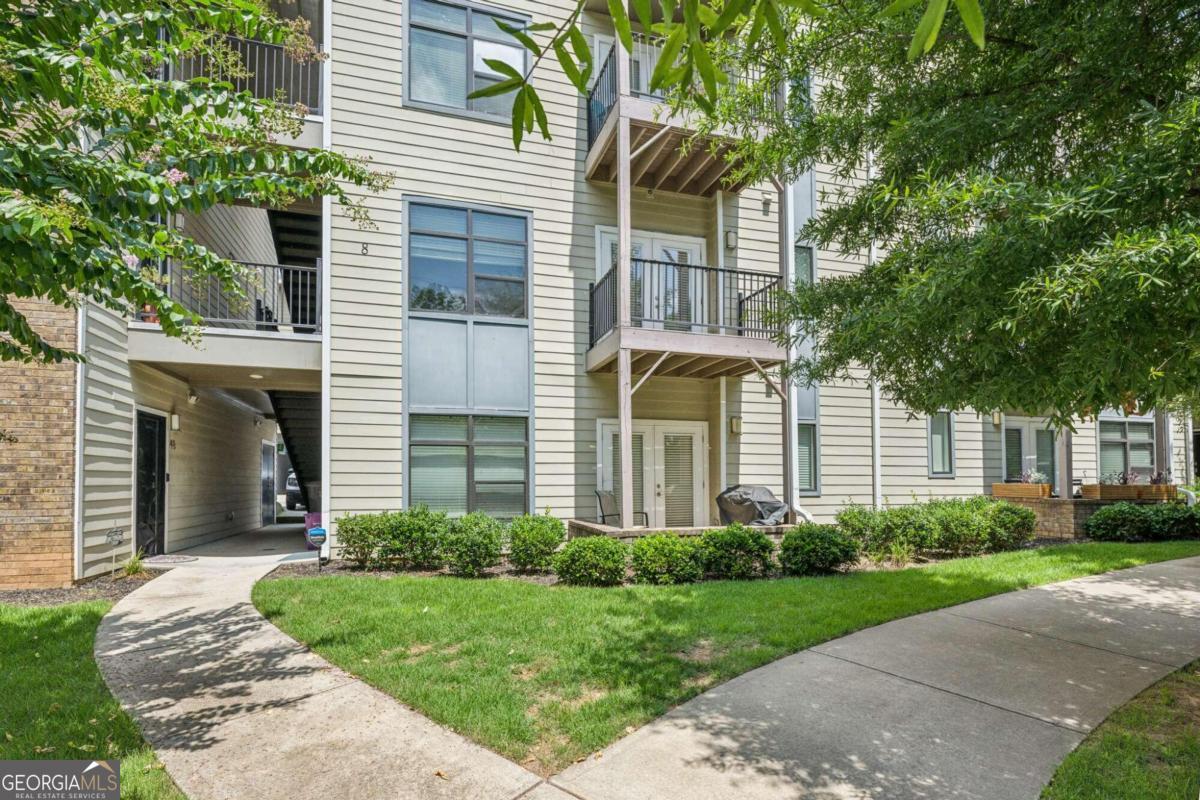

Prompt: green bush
xmin=700 ymin=523 xmax=775 ymax=579
xmin=507 ymin=513 xmax=566 ymax=572
xmin=630 ymin=534 xmax=704 ymax=585
xmin=441 ymin=512 xmax=504 ymax=577
xmin=553 ymin=536 xmax=628 ymax=586
xmin=336 ymin=511 xmax=389 ymax=568
xmin=379 ymin=505 xmax=449 ymax=569
xmin=836 ymin=498 xmax=1035 ymax=561
xmin=778 ymin=525 xmax=857 ymax=575
xmin=1085 ymin=502 xmax=1200 ymax=542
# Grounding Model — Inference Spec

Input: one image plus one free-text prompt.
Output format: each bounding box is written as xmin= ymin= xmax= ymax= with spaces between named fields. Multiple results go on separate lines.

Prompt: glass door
xmin=1004 ymin=421 xmax=1057 ymax=491
xmin=600 ymin=421 xmax=707 ymax=527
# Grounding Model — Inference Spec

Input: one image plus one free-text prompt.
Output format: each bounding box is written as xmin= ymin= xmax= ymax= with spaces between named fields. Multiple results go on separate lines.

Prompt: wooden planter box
xmin=992 ymin=483 xmax=1053 ymax=499
xmin=1080 ymin=484 xmax=1177 ymax=501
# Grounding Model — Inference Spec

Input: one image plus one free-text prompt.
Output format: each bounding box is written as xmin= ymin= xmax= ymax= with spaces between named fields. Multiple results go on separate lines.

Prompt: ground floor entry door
xmin=1004 ymin=419 xmax=1057 ymax=491
xmin=599 ymin=420 xmax=708 ymax=528
xmin=261 ymin=441 xmax=276 ymax=527
xmin=135 ymin=410 xmax=168 ymax=556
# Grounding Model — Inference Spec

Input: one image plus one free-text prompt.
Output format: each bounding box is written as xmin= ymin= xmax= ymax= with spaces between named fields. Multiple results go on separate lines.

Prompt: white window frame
xmin=1096 ymin=415 xmax=1157 ymax=480
xmin=927 ymin=411 xmax=956 ymax=478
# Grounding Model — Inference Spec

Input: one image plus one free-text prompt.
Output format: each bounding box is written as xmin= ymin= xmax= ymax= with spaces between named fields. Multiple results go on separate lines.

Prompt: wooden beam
xmin=694 ymin=148 xmax=733 ymax=196
xmin=632 ymin=128 xmax=675 ymax=186
xmin=750 ymin=358 xmax=787 ymax=400
xmin=652 ymin=146 xmax=691 ymax=191
xmin=657 ymin=353 xmax=703 ymax=376
xmin=676 ymin=356 xmax=724 ymax=378
xmin=631 ymin=351 xmax=672 ymax=395
xmin=630 ymin=125 xmax=673 ymax=161
xmin=669 ymin=147 xmax=717 ymax=195
xmin=694 ymin=358 xmax=748 ymax=379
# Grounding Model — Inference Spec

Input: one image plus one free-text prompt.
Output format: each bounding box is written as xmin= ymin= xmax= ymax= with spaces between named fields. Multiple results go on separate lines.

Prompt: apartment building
xmin=1 ymin=0 xmax=1194 ymax=588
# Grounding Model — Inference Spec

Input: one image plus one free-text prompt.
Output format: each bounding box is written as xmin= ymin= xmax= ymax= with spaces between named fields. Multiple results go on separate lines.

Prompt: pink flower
xmin=163 ymin=167 xmax=189 ymax=186
xmin=122 ymin=251 xmax=140 ymax=269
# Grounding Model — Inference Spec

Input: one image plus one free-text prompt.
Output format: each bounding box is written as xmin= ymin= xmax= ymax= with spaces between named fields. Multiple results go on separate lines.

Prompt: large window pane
xmin=1128 ymin=422 xmax=1154 ymax=442
xmin=1004 ymin=428 xmax=1023 ymax=481
xmin=474 ymin=240 xmax=526 ymax=278
xmin=475 ymin=416 xmax=526 ymax=441
xmin=1130 ymin=444 xmax=1155 ymax=471
xmin=410 ymin=445 xmax=468 ymax=515
xmin=411 ymin=204 xmax=467 ymax=235
xmin=1099 ymin=421 xmax=1125 ymax=440
xmin=410 ymin=234 xmax=468 ymax=311
xmin=474 ymin=483 xmax=525 ymax=518
xmin=475 ymin=278 xmax=525 ymax=316
xmin=473 ymin=212 xmax=526 ymax=241
xmin=411 ymin=0 xmax=466 ymax=30
xmin=410 ymin=28 xmax=467 ymax=107
xmin=1035 ymin=428 xmax=1056 ymax=480
xmin=930 ymin=412 xmax=953 ymax=475
xmin=1099 ymin=441 xmax=1127 ymax=478
xmin=795 ymin=244 xmax=814 ymax=285
xmin=410 ymin=415 xmax=468 ymax=441
xmin=475 ymin=445 xmax=526 ymax=481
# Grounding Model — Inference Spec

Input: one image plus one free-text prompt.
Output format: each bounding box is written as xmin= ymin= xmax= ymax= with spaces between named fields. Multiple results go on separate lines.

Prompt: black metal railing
xmin=171 ymin=35 xmax=322 ymax=114
xmin=142 ymin=260 xmax=321 ymax=334
xmin=588 ymin=258 xmax=781 ymax=346
xmin=586 ymin=42 xmax=618 ymax=149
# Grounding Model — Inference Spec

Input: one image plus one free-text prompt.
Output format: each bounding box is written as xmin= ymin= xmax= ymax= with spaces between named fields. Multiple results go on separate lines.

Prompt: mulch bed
xmin=0 ymin=571 xmax=160 ymax=608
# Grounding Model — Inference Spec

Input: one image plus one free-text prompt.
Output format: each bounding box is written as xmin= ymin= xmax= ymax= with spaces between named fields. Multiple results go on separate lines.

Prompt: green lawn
xmin=0 ymin=602 xmax=185 ymax=800
xmin=1043 ymin=659 xmax=1200 ymax=800
xmin=253 ymin=540 xmax=1200 ymax=774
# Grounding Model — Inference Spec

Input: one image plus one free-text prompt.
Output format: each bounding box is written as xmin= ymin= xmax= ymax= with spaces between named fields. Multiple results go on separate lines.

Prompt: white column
xmin=1056 ymin=427 xmax=1073 ymax=499
xmin=617 ymin=347 xmax=634 ymax=528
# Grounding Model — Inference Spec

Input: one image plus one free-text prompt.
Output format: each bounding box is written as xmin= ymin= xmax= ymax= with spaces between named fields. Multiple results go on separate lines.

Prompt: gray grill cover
xmin=716 ymin=485 xmax=790 ymax=526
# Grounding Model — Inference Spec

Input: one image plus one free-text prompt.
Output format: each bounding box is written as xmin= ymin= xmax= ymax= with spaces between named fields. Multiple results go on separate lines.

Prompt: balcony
xmin=587 ymin=259 xmax=785 ymax=379
xmin=172 ymin=35 xmax=323 ymax=115
xmin=141 ymin=260 xmax=321 ymax=335
xmin=584 ymin=33 xmax=764 ymax=196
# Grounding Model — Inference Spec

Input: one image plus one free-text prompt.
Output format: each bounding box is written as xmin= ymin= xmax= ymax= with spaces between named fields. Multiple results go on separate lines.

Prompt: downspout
xmin=72 ymin=304 xmax=88 ymax=581
xmin=318 ymin=0 xmax=333 ymax=561
xmin=716 ymin=192 xmax=727 ymax=495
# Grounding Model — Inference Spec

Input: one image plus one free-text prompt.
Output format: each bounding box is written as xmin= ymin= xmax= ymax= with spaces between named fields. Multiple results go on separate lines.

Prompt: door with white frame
xmin=1003 ymin=419 xmax=1057 ymax=491
xmin=597 ymin=227 xmax=706 ymax=331
xmin=598 ymin=419 xmax=708 ymax=528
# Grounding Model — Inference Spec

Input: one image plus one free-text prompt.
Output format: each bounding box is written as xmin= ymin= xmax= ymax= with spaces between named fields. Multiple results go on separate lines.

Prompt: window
xmin=408 ymin=414 xmax=528 ymax=517
xmin=797 ymin=422 xmax=818 ymax=493
xmin=928 ymin=411 xmax=954 ymax=477
xmin=1099 ymin=420 xmax=1155 ymax=480
xmin=409 ymin=203 xmax=527 ymax=317
xmin=407 ymin=0 xmax=526 ymax=116
xmin=795 ymin=243 xmax=815 ymax=285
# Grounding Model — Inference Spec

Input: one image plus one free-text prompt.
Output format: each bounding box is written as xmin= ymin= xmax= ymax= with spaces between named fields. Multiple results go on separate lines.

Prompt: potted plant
xmin=992 ymin=470 xmax=1053 ymax=499
xmin=1082 ymin=470 xmax=1175 ymax=501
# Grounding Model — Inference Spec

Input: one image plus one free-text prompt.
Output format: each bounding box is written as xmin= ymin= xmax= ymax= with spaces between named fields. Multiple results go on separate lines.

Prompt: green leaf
xmin=525 ymin=85 xmax=550 ymax=141
xmin=692 ymin=41 xmax=719 ymax=100
xmin=608 ymin=0 xmax=633 ymax=52
xmin=778 ymin=0 xmax=827 ymax=17
xmin=510 ymin=86 xmax=527 ymax=150
xmin=496 ymin=18 xmax=542 ymax=57
xmin=908 ymin=0 xmax=949 ymax=61
xmin=483 ymin=58 xmax=523 ymax=80
xmin=468 ymin=77 xmax=523 ymax=99
xmin=711 ymin=0 xmax=752 ymax=34
xmin=632 ymin=0 xmax=653 ymax=30
xmin=554 ymin=41 xmax=587 ymax=93
xmin=953 ymin=0 xmax=986 ymax=49
xmin=880 ymin=0 xmax=923 ymax=16
xmin=649 ymin=24 xmax=687 ymax=92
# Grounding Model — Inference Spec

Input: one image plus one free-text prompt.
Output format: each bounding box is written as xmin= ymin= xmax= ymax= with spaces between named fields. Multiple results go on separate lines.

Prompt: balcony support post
xmin=776 ymin=178 xmax=796 ymax=522
xmin=616 ymin=42 xmax=632 ymax=331
xmin=618 ymin=347 xmax=635 ymax=529
xmin=1056 ymin=425 xmax=1074 ymax=498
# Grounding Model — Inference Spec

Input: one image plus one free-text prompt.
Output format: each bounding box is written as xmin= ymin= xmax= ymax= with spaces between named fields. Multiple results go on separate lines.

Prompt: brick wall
xmin=0 ymin=298 xmax=77 ymax=588
xmin=1004 ymin=497 xmax=1162 ymax=540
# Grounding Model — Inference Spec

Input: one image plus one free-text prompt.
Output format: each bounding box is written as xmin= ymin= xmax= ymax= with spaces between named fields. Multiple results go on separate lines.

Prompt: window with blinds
xmin=610 ymin=432 xmax=645 ymax=517
xmin=1004 ymin=428 xmax=1023 ymax=481
xmin=1035 ymin=428 xmax=1056 ymax=480
xmin=1099 ymin=420 xmax=1155 ymax=479
xmin=407 ymin=0 xmax=526 ymax=117
xmin=797 ymin=422 xmax=817 ymax=492
xmin=929 ymin=411 xmax=954 ymax=476
xmin=409 ymin=414 xmax=528 ymax=518
xmin=662 ymin=433 xmax=695 ymax=527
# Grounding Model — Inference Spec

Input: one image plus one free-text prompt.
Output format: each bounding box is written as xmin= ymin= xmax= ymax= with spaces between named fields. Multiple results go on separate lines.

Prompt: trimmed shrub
xmin=836 ymin=497 xmax=1035 ymax=561
xmin=1085 ymin=502 xmax=1200 ymax=542
xmin=336 ymin=511 xmax=389 ymax=568
xmin=553 ymin=536 xmax=628 ymax=586
xmin=630 ymin=534 xmax=704 ymax=585
xmin=507 ymin=513 xmax=566 ymax=572
xmin=441 ymin=512 xmax=504 ymax=577
xmin=778 ymin=525 xmax=857 ymax=575
xmin=700 ymin=523 xmax=775 ymax=580
xmin=379 ymin=505 xmax=449 ymax=569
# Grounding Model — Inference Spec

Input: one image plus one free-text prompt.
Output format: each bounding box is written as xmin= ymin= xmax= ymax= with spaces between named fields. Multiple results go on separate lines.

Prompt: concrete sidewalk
xmin=95 ymin=543 xmax=557 ymax=800
xmin=554 ymin=556 xmax=1200 ymax=800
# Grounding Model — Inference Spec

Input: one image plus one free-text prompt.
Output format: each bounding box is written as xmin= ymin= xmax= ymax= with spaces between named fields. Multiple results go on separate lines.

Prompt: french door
xmin=1004 ymin=420 xmax=1057 ymax=490
xmin=597 ymin=229 xmax=705 ymax=331
xmin=135 ymin=410 xmax=168 ymax=556
xmin=598 ymin=420 xmax=707 ymax=528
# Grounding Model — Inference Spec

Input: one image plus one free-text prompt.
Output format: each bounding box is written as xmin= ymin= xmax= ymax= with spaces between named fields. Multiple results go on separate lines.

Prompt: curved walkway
xmin=95 ymin=537 xmax=548 ymax=800
xmin=97 ymin=551 xmax=1200 ymax=800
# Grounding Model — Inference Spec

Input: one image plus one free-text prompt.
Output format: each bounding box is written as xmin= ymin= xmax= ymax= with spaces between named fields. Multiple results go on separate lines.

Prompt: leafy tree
xmin=1 ymin=0 xmax=390 ymax=362
xmin=472 ymin=0 xmax=985 ymax=148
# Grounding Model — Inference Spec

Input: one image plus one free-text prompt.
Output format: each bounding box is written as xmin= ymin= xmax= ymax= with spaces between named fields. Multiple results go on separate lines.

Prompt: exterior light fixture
xmin=761 ymin=193 xmax=772 ymax=216
xmin=724 ymin=230 xmax=738 ymax=251
xmin=729 ymin=416 xmax=743 ymax=435
xmin=249 ymin=373 xmax=264 ymax=380
xmin=186 ymin=388 xmax=199 ymax=405
xmin=170 ymin=413 xmax=181 ymax=431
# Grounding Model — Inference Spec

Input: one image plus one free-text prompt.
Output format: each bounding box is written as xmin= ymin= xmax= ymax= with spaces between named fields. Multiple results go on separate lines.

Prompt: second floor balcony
xmin=172 ymin=34 xmax=323 ymax=115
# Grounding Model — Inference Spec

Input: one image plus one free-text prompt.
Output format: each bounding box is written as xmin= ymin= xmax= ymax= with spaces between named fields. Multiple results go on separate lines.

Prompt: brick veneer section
xmin=0 ymin=298 xmax=77 ymax=588
xmin=1003 ymin=497 xmax=1163 ymax=540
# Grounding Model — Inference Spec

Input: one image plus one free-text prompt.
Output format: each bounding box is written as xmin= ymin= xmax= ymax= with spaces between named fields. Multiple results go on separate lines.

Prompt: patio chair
xmin=595 ymin=490 xmax=649 ymax=527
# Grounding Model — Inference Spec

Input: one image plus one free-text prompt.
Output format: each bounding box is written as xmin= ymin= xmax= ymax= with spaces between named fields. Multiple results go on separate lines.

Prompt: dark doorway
xmin=135 ymin=410 xmax=168 ymax=556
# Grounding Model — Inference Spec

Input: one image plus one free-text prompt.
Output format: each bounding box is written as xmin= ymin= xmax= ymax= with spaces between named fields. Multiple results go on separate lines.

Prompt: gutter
xmin=72 ymin=303 xmax=88 ymax=581
xmin=319 ymin=0 xmax=333 ymax=560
